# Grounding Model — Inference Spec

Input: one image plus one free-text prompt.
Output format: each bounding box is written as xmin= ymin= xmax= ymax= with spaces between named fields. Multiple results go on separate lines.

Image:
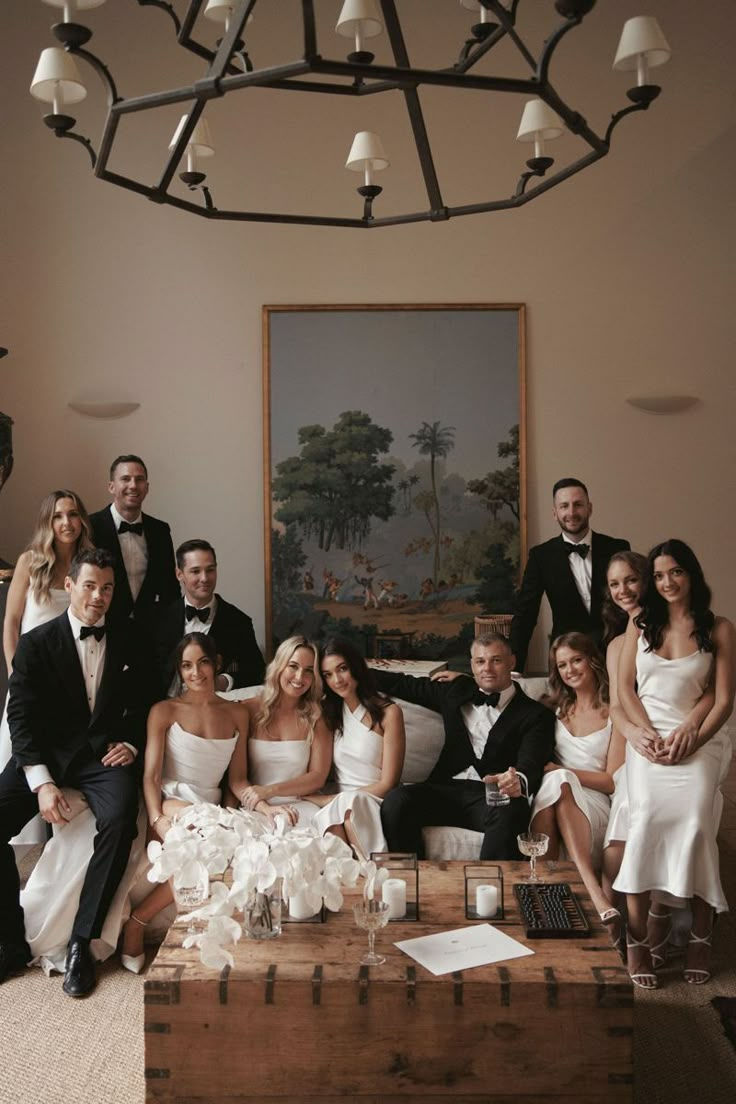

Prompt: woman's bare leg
xmin=529 ymin=805 xmax=562 ymax=859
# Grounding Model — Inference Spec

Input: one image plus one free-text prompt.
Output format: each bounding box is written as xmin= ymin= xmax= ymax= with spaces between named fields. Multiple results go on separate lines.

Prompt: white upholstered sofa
xmin=226 ymin=675 xmax=549 ymax=862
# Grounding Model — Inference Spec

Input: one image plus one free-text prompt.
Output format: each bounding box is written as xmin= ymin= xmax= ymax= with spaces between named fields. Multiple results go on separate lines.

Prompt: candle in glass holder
xmin=381 ymin=877 xmax=407 ymax=919
xmin=475 ymin=884 xmax=498 ymax=918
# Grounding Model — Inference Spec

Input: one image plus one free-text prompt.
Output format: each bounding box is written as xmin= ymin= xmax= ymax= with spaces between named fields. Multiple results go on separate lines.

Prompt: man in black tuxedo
xmin=0 ymin=549 xmax=147 ymax=996
xmin=90 ymin=454 xmax=178 ymax=627
xmin=510 ymin=478 xmax=630 ymax=672
xmin=377 ymin=634 xmax=554 ymax=860
xmin=156 ymin=539 xmax=265 ymax=696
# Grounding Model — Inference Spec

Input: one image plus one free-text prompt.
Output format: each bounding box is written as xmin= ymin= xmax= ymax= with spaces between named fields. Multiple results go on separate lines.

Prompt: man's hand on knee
xmin=37 ymin=783 xmax=72 ymax=825
xmin=101 ymin=742 xmax=135 ymax=767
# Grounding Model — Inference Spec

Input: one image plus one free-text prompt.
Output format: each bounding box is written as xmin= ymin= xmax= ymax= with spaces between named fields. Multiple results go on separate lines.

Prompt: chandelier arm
xmin=136 ymin=0 xmax=182 ymax=36
xmin=455 ymin=24 xmax=511 ymax=74
xmin=537 ymin=14 xmax=587 ymax=88
xmin=301 ymin=0 xmax=318 ymax=61
xmin=71 ymin=45 xmax=120 ymax=105
xmin=604 ymin=100 xmax=652 ymax=147
xmin=56 ymin=128 xmax=97 ymax=169
xmin=157 ymin=100 xmax=208 ymax=194
xmin=309 ymin=59 xmax=542 ymax=96
xmin=484 ymin=0 xmax=538 ymax=73
xmin=206 ymin=0 xmax=256 ymax=83
xmin=380 ymin=0 xmax=444 ymax=215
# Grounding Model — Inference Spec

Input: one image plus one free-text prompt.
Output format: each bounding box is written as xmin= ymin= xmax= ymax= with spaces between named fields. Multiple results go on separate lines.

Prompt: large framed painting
xmin=263 ymin=304 xmax=526 ymax=660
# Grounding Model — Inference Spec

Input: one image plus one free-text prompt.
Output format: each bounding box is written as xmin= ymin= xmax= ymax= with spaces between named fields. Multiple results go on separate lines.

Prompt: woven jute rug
xmin=3 ymin=841 xmax=735 ymax=1104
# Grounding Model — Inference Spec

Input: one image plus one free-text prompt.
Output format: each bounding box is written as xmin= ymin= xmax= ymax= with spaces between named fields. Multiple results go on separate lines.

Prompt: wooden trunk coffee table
xmin=144 ymin=860 xmax=632 ymax=1103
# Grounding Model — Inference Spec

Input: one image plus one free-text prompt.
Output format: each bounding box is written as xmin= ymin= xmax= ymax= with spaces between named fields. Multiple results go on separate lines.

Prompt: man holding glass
xmin=376 ymin=634 xmax=554 ymax=860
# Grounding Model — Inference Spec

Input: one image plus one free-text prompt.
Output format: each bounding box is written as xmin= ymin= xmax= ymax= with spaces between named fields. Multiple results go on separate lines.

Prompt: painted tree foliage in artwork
xmin=272 ymin=410 xmax=396 ymax=551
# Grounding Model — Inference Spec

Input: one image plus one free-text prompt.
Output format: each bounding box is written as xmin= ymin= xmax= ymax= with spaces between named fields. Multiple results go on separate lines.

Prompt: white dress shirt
xmin=24 ymin=609 xmax=135 ymax=793
xmin=453 ymin=683 xmax=530 ymax=799
xmin=111 ymin=502 xmax=148 ymax=601
xmin=562 ymin=529 xmax=593 ymax=613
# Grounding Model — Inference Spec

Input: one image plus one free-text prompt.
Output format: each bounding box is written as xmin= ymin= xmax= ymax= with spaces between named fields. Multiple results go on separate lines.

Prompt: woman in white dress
xmin=601 ymin=551 xmax=715 ymax=966
xmin=235 ymin=637 xmax=332 ymax=827
xmin=531 ymin=633 xmax=625 ymax=931
xmin=615 ymin=540 xmax=735 ymax=989
xmin=308 ymin=638 xmax=405 ymax=859
xmin=1 ymin=489 xmax=94 ymax=845
xmin=118 ymin=632 xmax=249 ymax=972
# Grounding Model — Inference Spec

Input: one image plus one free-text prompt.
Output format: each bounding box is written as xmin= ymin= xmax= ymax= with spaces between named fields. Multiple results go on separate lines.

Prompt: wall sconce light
xmin=625 ymin=396 xmax=699 ymax=414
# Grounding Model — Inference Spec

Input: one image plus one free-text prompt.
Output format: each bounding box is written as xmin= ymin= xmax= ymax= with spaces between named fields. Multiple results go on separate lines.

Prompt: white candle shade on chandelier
xmin=29 ymin=1 xmax=671 ymax=229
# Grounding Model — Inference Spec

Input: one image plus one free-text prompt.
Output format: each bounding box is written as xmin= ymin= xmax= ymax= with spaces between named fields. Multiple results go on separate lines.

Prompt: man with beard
xmin=509 ymin=478 xmax=630 ymax=671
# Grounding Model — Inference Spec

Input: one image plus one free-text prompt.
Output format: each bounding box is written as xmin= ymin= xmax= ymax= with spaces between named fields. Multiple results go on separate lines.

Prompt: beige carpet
xmin=2 ymin=777 xmax=736 ymax=1104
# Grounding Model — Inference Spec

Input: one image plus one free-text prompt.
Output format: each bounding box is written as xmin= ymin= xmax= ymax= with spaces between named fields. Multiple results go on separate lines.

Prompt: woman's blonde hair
xmin=255 ymin=636 xmax=323 ymax=743
xmin=27 ymin=490 xmax=94 ymax=603
xmin=546 ymin=632 xmax=609 ymax=719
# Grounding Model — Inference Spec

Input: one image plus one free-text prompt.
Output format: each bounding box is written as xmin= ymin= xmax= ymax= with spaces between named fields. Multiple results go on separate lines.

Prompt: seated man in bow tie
xmin=0 ymin=549 xmax=147 ymax=996
xmin=90 ymin=455 xmax=179 ymax=628
xmin=156 ymin=539 xmax=265 ymax=697
xmin=509 ymin=478 xmax=630 ymax=672
xmin=376 ymin=634 xmax=554 ymax=860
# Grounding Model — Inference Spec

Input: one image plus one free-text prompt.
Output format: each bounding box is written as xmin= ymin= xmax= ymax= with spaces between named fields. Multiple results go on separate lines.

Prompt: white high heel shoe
xmin=121 ymin=914 xmax=146 ymax=975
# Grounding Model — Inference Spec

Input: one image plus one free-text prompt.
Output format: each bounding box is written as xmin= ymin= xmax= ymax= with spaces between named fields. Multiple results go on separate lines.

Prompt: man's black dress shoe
xmin=63 ymin=938 xmax=96 ymax=997
xmin=0 ymin=942 xmax=30 ymax=983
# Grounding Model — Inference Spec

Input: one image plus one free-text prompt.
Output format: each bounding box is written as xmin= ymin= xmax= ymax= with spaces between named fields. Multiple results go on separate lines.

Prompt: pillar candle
xmin=381 ymin=877 xmax=407 ymax=919
xmin=288 ymin=889 xmax=318 ymax=920
xmin=475 ymin=884 xmax=498 ymax=918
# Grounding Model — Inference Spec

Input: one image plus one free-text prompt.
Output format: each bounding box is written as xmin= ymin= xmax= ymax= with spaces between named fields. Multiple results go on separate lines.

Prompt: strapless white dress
xmin=312 ymin=704 xmax=387 ymax=857
xmin=0 ymin=586 xmax=70 ymax=846
xmin=248 ymin=737 xmax=318 ymax=826
xmin=531 ymin=718 xmax=613 ymax=866
xmin=613 ymin=639 xmax=732 ymax=912
xmin=21 ymin=723 xmax=239 ymax=972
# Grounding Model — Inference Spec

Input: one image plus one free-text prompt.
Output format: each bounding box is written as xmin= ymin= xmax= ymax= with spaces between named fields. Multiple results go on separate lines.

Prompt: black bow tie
xmin=185 ymin=605 xmax=210 ymax=623
xmin=472 ymin=690 xmax=500 ymax=708
xmin=119 ymin=520 xmax=143 ymax=536
xmin=80 ymin=624 xmax=105 ymax=642
xmin=566 ymin=542 xmax=589 ymax=559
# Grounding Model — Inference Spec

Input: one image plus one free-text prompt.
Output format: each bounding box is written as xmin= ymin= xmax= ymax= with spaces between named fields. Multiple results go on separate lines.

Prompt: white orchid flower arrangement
xmin=147 ymin=803 xmax=372 ymax=969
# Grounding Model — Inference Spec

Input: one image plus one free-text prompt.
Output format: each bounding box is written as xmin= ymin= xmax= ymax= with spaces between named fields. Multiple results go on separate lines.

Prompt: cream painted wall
xmin=1 ymin=1 xmax=735 ymax=670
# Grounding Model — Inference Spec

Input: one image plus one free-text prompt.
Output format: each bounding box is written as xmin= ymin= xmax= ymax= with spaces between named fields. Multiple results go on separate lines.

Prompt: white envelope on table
xmin=395 ymin=924 xmax=533 ymax=976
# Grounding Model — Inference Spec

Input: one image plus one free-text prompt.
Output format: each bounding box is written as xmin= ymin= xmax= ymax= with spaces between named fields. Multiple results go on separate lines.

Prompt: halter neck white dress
xmin=531 ymin=717 xmax=613 ymax=865
xmin=248 ymin=737 xmax=319 ymax=827
xmin=613 ymin=638 xmax=731 ymax=912
xmin=20 ymin=723 xmax=239 ymax=972
xmin=0 ymin=586 xmax=70 ymax=846
xmin=312 ymin=703 xmax=388 ymax=857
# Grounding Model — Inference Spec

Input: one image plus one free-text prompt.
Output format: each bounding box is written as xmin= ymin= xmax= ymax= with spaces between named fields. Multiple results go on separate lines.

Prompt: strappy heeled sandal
xmin=647 ymin=908 xmax=672 ymax=971
xmin=683 ymin=929 xmax=712 ymax=985
xmin=121 ymin=913 xmax=146 ymax=975
xmin=626 ymin=932 xmax=658 ymax=990
xmin=600 ymin=907 xmax=624 ymax=960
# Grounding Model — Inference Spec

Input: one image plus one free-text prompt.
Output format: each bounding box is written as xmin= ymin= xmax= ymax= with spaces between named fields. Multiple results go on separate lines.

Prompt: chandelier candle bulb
xmin=475 ymin=884 xmax=499 ymax=918
xmin=382 ymin=878 xmax=407 ymax=919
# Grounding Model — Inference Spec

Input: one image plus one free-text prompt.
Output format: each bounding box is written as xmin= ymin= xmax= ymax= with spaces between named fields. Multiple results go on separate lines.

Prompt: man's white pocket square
xmin=123 ymin=664 xmax=130 ymax=672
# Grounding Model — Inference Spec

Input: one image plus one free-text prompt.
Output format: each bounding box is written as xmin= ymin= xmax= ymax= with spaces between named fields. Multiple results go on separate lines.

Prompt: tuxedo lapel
xmin=102 ymin=506 xmax=134 ymax=612
xmin=551 ymin=535 xmax=589 ymax=620
xmin=589 ymin=532 xmax=608 ymax=617
xmin=54 ymin=615 xmax=91 ymax=719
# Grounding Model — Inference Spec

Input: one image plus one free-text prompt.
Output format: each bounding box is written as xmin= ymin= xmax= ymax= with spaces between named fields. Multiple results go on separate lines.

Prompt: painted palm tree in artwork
xmin=409 ymin=421 xmax=455 ymax=586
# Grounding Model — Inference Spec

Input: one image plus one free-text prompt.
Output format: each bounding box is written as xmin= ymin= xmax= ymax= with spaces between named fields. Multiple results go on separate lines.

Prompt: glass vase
xmin=243 ymin=881 xmax=282 ymax=940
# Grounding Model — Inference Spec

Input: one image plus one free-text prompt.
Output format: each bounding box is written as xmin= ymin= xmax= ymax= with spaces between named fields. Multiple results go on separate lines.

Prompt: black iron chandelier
xmin=30 ymin=1 xmax=670 ymax=228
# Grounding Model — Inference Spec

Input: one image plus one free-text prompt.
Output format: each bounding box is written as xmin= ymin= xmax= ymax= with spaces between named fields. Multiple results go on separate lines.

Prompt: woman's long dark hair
xmin=601 ymin=550 xmax=649 ymax=645
xmin=546 ymin=632 xmax=609 ymax=719
xmin=320 ymin=637 xmax=390 ymax=734
xmin=635 ymin=539 xmax=715 ymax=653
